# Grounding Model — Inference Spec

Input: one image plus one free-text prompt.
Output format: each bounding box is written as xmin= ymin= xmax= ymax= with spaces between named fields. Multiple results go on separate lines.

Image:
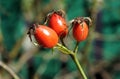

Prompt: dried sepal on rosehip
xmin=83 ymin=17 xmax=92 ymax=27
xmin=27 ymin=24 xmax=59 ymax=48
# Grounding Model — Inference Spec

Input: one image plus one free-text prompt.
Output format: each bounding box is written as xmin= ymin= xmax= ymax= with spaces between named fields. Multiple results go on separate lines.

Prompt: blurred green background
xmin=0 ymin=0 xmax=120 ymax=79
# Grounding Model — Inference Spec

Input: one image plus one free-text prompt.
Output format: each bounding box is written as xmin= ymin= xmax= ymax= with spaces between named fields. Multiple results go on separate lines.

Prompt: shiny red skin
xmin=34 ymin=25 xmax=58 ymax=48
xmin=73 ymin=22 xmax=88 ymax=42
xmin=49 ymin=13 xmax=68 ymax=37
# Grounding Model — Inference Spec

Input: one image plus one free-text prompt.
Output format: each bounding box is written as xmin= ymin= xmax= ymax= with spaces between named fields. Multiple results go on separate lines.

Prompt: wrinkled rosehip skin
xmin=49 ymin=13 xmax=68 ymax=37
xmin=73 ymin=22 xmax=88 ymax=42
xmin=34 ymin=25 xmax=58 ymax=48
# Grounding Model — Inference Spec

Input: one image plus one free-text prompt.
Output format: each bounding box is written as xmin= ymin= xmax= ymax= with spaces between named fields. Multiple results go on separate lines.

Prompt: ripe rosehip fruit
xmin=72 ymin=18 xmax=89 ymax=42
xmin=48 ymin=10 xmax=68 ymax=38
xmin=28 ymin=24 xmax=58 ymax=48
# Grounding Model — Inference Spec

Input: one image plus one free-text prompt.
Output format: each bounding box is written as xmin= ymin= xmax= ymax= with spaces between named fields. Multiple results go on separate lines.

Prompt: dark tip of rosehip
xmin=27 ymin=26 xmax=33 ymax=34
xmin=27 ymin=24 xmax=38 ymax=42
xmin=72 ymin=17 xmax=84 ymax=25
xmin=54 ymin=9 xmax=65 ymax=18
xmin=27 ymin=26 xmax=33 ymax=42
xmin=33 ymin=24 xmax=37 ymax=28
xmin=83 ymin=17 xmax=92 ymax=27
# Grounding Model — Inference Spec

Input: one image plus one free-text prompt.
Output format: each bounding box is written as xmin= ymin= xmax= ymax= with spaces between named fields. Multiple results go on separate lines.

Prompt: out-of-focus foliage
xmin=0 ymin=0 xmax=120 ymax=79
xmin=101 ymin=0 xmax=120 ymax=61
xmin=1 ymin=0 xmax=25 ymax=51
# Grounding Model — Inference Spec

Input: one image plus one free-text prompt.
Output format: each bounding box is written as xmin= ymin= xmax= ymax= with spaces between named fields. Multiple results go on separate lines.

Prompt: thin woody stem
xmin=0 ymin=61 xmax=20 ymax=79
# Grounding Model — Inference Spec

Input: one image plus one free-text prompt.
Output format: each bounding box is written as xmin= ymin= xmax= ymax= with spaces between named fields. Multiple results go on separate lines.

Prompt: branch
xmin=94 ymin=32 xmax=120 ymax=41
xmin=0 ymin=61 xmax=20 ymax=79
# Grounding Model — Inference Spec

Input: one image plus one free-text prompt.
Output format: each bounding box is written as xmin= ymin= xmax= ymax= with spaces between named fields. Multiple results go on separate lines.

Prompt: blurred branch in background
xmin=95 ymin=32 xmax=120 ymax=42
xmin=0 ymin=61 xmax=20 ymax=79
xmin=15 ymin=46 xmax=38 ymax=73
xmin=9 ymin=33 xmax=26 ymax=60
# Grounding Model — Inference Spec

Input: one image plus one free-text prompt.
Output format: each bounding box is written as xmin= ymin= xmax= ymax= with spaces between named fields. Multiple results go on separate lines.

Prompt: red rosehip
xmin=72 ymin=18 xmax=89 ymax=42
xmin=28 ymin=24 xmax=59 ymax=48
xmin=48 ymin=11 xmax=68 ymax=38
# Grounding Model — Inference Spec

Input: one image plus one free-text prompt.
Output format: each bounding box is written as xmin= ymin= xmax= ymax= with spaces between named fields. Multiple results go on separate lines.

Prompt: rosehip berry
xmin=48 ymin=10 xmax=68 ymax=38
xmin=72 ymin=18 xmax=89 ymax=42
xmin=28 ymin=24 xmax=58 ymax=48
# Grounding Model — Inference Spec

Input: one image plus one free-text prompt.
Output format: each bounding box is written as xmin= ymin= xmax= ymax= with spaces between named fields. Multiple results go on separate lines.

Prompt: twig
xmin=94 ymin=32 xmax=120 ymax=41
xmin=15 ymin=48 xmax=38 ymax=72
xmin=56 ymin=43 xmax=87 ymax=79
xmin=71 ymin=54 xmax=87 ymax=79
xmin=73 ymin=41 xmax=79 ymax=53
xmin=9 ymin=33 xmax=26 ymax=59
xmin=0 ymin=61 xmax=20 ymax=79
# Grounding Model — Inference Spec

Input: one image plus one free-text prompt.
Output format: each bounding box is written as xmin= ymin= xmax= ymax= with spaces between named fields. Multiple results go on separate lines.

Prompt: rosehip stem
xmin=70 ymin=54 xmax=87 ymax=79
xmin=60 ymin=37 xmax=67 ymax=47
xmin=56 ymin=43 xmax=74 ymax=55
xmin=73 ymin=41 xmax=79 ymax=53
xmin=56 ymin=43 xmax=87 ymax=79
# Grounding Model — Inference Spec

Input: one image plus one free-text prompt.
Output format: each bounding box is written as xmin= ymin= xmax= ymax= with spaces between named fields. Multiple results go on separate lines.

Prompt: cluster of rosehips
xmin=27 ymin=10 xmax=91 ymax=48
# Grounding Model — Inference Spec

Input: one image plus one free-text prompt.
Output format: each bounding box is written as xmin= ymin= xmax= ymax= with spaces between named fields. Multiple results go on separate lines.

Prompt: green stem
xmin=56 ymin=43 xmax=74 ymax=55
xmin=56 ymin=43 xmax=87 ymax=79
xmin=71 ymin=54 xmax=87 ymax=79
xmin=73 ymin=41 xmax=79 ymax=53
